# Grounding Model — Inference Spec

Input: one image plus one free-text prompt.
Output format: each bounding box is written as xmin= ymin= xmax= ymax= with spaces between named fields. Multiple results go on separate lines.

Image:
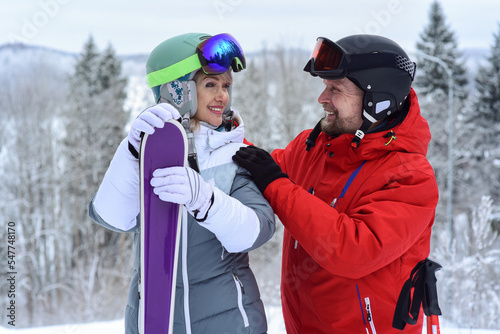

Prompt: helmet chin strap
xmin=351 ymin=89 xmax=401 ymax=148
xmin=224 ymin=85 xmax=232 ymax=114
xmin=180 ymin=112 xmax=200 ymax=173
xmin=351 ymin=111 xmax=376 ymax=149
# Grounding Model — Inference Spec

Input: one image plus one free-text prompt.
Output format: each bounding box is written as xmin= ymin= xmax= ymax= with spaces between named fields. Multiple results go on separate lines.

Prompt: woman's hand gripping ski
xmin=151 ymin=166 xmax=215 ymax=221
xmin=127 ymin=103 xmax=181 ymax=156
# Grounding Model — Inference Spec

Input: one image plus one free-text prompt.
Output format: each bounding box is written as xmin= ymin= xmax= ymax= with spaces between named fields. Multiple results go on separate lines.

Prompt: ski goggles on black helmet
xmin=147 ymin=33 xmax=246 ymax=88
xmin=303 ymin=37 xmax=416 ymax=81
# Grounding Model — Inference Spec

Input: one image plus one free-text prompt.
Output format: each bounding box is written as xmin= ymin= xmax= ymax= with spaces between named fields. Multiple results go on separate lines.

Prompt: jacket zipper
xmin=365 ymin=297 xmax=377 ymax=334
xmin=232 ymin=273 xmax=249 ymax=327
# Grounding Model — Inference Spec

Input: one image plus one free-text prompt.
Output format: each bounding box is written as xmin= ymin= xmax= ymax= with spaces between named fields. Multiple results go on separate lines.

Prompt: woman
xmin=89 ymin=33 xmax=275 ymax=334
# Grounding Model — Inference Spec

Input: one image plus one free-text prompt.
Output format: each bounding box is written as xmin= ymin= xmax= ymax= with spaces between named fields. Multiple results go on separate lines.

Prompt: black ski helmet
xmin=303 ymin=34 xmax=416 ymax=148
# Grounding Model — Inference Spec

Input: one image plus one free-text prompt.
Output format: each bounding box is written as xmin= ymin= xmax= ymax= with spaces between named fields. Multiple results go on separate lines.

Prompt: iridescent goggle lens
xmin=197 ymin=33 xmax=246 ymax=75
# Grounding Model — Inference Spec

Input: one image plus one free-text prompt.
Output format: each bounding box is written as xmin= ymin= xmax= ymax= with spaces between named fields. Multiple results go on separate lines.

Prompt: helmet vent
xmin=376 ymin=100 xmax=391 ymax=114
xmin=395 ymin=55 xmax=416 ymax=79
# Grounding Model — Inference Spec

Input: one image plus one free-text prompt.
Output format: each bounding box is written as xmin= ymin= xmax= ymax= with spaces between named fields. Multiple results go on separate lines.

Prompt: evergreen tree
xmin=455 ymin=24 xmax=500 ymax=206
xmin=97 ymin=43 xmax=128 ymax=97
xmin=474 ymin=24 xmax=500 ymax=123
xmin=63 ymin=36 xmax=128 ymax=203
xmin=0 ymin=61 xmax=69 ymax=327
xmin=73 ymin=35 xmax=100 ymax=96
xmin=414 ymin=1 xmax=469 ymax=239
xmin=440 ymin=28 xmax=500 ymax=330
xmin=415 ymin=0 xmax=468 ymax=102
xmin=60 ymin=36 xmax=131 ymax=322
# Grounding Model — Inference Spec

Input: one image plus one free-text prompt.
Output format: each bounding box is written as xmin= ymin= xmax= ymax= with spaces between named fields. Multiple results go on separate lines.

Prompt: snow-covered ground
xmin=2 ymin=307 xmax=499 ymax=334
xmin=1 ymin=307 xmax=284 ymax=333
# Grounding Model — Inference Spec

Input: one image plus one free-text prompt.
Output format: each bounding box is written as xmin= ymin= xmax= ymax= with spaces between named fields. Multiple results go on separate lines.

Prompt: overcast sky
xmin=2 ymin=0 xmax=499 ymax=56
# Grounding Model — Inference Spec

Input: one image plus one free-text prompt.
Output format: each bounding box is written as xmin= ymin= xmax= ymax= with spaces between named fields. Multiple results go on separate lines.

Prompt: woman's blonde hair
xmin=193 ymin=69 xmax=233 ymax=84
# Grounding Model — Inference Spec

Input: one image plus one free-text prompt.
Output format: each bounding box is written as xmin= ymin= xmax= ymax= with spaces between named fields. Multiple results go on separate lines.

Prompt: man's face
xmin=318 ymin=78 xmax=364 ymax=137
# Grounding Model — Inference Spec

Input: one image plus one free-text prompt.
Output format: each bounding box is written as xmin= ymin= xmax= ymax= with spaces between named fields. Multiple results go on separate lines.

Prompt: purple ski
xmin=139 ymin=119 xmax=188 ymax=334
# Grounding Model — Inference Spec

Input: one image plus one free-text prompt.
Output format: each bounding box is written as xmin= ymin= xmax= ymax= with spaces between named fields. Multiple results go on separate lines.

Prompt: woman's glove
xmin=128 ymin=103 xmax=181 ymax=158
xmin=150 ymin=166 xmax=214 ymax=221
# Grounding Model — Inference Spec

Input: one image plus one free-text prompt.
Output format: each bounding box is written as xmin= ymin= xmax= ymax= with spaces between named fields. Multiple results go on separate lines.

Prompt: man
xmin=233 ymin=34 xmax=439 ymax=333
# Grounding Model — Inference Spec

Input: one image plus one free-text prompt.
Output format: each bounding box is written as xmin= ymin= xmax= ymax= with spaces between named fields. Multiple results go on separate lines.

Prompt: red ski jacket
xmin=266 ymin=89 xmax=439 ymax=334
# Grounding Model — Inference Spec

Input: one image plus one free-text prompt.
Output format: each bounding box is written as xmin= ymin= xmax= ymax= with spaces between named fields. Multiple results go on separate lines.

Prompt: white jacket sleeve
xmin=197 ymin=187 xmax=260 ymax=253
xmin=92 ymin=138 xmax=140 ymax=231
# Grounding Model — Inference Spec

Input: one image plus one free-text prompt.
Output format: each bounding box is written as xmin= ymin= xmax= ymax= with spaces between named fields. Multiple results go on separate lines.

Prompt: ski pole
xmin=427 ymin=314 xmax=440 ymax=334
xmin=424 ymin=260 xmax=442 ymax=334
xmin=392 ymin=259 xmax=442 ymax=332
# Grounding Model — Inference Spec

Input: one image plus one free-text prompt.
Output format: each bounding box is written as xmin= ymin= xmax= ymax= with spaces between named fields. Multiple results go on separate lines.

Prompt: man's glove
xmin=128 ymin=103 xmax=181 ymax=158
xmin=150 ymin=166 xmax=214 ymax=221
xmin=232 ymin=146 xmax=288 ymax=193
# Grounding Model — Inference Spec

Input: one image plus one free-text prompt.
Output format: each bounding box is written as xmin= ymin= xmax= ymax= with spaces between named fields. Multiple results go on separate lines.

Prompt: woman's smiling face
xmin=193 ymin=71 xmax=232 ymax=127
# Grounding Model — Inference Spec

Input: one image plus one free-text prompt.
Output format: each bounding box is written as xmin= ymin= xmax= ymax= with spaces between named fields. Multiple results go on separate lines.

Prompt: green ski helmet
xmin=145 ymin=32 xmax=246 ymax=117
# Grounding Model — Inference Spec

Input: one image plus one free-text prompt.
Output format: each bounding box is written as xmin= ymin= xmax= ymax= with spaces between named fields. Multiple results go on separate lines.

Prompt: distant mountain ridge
xmin=0 ymin=42 xmax=490 ymax=77
xmin=0 ymin=42 xmax=149 ymax=77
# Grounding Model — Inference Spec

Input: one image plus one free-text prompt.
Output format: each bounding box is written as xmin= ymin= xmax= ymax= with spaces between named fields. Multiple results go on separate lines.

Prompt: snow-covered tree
xmin=59 ymin=37 xmax=131 ymax=324
xmin=454 ymin=24 xmax=500 ymax=208
xmin=474 ymin=24 xmax=500 ymax=122
xmin=62 ymin=36 xmax=128 ymax=217
xmin=0 ymin=59 xmax=69 ymax=327
xmin=97 ymin=43 xmax=128 ymax=97
xmin=0 ymin=39 xmax=133 ymax=328
xmin=233 ymin=46 xmax=321 ymax=151
xmin=436 ymin=196 xmax=500 ymax=329
xmin=232 ymin=55 xmax=273 ymax=149
xmin=414 ymin=1 xmax=469 ymax=237
xmin=414 ymin=1 xmax=468 ymax=103
xmin=72 ymin=35 xmax=100 ymax=96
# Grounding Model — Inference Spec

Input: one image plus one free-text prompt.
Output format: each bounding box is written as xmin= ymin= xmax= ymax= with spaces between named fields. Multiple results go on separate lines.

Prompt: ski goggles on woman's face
xmin=146 ymin=33 xmax=246 ymax=88
xmin=197 ymin=33 xmax=246 ymax=74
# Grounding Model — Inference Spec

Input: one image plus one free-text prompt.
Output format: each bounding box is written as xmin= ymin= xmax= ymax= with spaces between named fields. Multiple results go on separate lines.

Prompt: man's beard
xmin=320 ymin=105 xmax=362 ymax=137
xmin=320 ymin=110 xmax=344 ymax=137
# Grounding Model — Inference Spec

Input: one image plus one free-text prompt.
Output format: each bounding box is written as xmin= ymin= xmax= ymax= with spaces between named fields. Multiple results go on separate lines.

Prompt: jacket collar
xmin=194 ymin=115 xmax=245 ymax=164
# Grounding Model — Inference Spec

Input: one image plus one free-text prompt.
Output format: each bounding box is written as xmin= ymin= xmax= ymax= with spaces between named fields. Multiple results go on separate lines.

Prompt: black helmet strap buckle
xmin=351 ymin=117 xmax=373 ymax=149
